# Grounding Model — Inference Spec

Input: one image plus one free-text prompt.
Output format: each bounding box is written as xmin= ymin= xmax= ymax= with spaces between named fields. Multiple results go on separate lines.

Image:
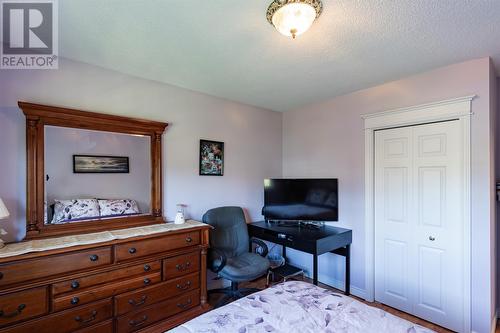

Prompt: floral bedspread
xmin=169 ymin=281 xmax=435 ymax=333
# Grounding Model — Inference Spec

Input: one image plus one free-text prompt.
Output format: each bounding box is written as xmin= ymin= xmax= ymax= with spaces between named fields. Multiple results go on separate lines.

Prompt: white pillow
xmin=52 ymin=199 xmax=100 ymax=224
xmin=98 ymin=199 xmax=140 ymax=217
xmin=44 ymin=201 xmax=48 ymax=224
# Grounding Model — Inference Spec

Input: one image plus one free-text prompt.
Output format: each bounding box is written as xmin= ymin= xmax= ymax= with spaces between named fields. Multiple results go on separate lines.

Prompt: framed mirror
xmin=19 ymin=102 xmax=168 ymax=239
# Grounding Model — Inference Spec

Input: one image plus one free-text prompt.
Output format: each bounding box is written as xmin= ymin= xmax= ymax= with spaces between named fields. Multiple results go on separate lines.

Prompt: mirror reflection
xmin=44 ymin=126 xmax=151 ymax=225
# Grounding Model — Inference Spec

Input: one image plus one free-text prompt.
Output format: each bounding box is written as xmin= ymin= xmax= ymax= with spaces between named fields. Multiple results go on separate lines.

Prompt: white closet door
xmin=374 ymin=121 xmax=464 ymax=332
xmin=375 ymin=126 xmax=413 ymax=313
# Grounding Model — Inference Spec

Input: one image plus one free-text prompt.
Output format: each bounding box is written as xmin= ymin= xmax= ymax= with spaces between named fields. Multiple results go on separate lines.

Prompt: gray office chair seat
xmin=203 ymin=206 xmax=270 ymax=308
xmin=217 ymin=252 xmax=269 ymax=282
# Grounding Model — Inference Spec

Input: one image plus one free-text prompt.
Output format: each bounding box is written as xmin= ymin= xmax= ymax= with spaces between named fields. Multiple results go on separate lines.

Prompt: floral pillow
xmin=52 ymin=199 xmax=100 ymax=224
xmin=98 ymin=199 xmax=140 ymax=217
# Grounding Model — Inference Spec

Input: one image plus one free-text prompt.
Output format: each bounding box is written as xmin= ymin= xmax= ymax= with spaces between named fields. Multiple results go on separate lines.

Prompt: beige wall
xmin=282 ymin=57 xmax=495 ymax=333
xmin=0 ymin=58 xmax=283 ymax=241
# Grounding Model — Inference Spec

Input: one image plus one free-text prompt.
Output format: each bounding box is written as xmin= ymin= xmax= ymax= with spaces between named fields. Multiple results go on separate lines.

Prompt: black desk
xmin=248 ymin=221 xmax=352 ymax=295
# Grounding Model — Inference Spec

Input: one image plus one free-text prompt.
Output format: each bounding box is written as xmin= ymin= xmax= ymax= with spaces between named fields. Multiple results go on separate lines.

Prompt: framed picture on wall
xmin=199 ymin=140 xmax=224 ymax=176
xmin=73 ymin=155 xmax=130 ymax=173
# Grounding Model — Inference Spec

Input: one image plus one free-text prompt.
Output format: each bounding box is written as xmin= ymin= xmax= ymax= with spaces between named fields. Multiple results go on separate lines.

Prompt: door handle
xmin=128 ymin=295 xmax=147 ymax=307
xmin=176 ymin=281 xmax=192 ymax=290
xmin=175 ymin=262 xmax=191 ymax=271
xmin=74 ymin=310 xmax=97 ymax=324
xmin=177 ymin=298 xmax=192 ymax=309
xmin=0 ymin=304 xmax=26 ymax=318
xmin=129 ymin=315 xmax=148 ymax=327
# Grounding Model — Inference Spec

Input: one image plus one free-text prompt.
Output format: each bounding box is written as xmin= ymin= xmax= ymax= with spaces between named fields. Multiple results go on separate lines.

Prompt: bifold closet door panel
xmin=374 ymin=126 xmax=413 ymax=314
xmin=410 ymin=121 xmax=464 ymax=332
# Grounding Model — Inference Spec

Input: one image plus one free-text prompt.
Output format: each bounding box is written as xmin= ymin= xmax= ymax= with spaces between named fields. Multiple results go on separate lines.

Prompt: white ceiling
xmin=59 ymin=0 xmax=500 ymax=112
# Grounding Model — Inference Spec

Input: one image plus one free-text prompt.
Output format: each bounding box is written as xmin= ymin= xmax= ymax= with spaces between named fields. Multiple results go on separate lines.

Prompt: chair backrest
xmin=202 ymin=206 xmax=249 ymax=259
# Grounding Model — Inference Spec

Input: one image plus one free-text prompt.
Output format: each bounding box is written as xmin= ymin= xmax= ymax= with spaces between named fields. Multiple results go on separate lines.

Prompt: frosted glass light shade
xmin=0 ymin=198 xmax=9 ymax=219
xmin=271 ymin=2 xmax=317 ymax=38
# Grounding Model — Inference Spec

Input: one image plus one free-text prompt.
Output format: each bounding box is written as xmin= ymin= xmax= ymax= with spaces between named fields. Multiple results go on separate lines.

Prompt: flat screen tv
xmin=262 ymin=178 xmax=338 ymax=222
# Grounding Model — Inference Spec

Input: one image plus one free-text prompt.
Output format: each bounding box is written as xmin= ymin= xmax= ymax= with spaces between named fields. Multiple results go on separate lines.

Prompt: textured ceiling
xmin=59 ymin=0 xmax=500 ymax=111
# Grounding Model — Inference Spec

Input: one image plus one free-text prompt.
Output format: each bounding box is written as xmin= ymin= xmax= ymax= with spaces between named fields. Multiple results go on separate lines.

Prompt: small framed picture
xmin=73 ymin=155 xmax=130 ymax=174
xmin=199 ymin=140 xmax=224 ymax=176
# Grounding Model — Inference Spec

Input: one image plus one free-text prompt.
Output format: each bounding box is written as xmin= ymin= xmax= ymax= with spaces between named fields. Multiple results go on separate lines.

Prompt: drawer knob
xmin=176 ymin=281 xmax=192 ymax=290
xmin=143 ymin=278 xmax=151 ymax=285
xmin=71 ymin=297 xmax=80 ymax=305
xmin=128 ymin=295 xmax=147 ymax=307
xmin=71 ymin=281 xmax=80 ymax=289
xmin=129 ymin=315 xmax=148 ymax=327
xmin=185 ymin=237 xmax=192 ymax=243
xmin=74 ymin=310 xmax=97 ymax=324
xmin=143 ymin=264 xmax=151 ymax=272
xmin=129 ymin=247 xmax=137 ymax=254
xmin=89 ymin=254 xmax=99 ymax=262
xmin=0 ymin=304 xmax=25 ymax=318
xmin=177 ymin=298 xmax=192 ymax=309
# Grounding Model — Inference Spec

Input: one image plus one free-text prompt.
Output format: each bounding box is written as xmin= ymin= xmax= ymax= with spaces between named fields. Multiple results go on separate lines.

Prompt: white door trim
xmin=362 ymin=95 xmax=475 ymax=333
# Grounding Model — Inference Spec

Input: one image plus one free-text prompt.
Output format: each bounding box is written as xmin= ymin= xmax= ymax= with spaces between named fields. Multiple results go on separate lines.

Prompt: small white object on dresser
xmin=174 ymin=203 xmax=186 ymax=224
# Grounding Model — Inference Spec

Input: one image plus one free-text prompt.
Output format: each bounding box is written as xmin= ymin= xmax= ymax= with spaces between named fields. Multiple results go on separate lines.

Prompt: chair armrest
xmin=209 ymin=248 xmax=227 ymax=273
xmin=250 ymin=238 xmax=268 ymax=258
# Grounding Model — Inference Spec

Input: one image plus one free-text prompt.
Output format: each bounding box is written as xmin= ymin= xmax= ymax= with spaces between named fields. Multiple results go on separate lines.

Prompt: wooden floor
xmin=208 ymin=276 xmax=457 ymax=333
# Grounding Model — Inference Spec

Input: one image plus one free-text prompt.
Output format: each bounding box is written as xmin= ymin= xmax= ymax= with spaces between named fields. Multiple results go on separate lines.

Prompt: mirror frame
xmin=19 ymin=101 xmax=169 ymax=239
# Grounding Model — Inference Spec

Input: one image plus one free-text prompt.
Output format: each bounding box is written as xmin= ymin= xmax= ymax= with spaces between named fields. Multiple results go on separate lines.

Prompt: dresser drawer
xmin=74 ymin=319 xmax=113 ymax=333
xmin=53 ymin=272 xmax=161 ymax=312
xmin=115 ymin=272 xmax=200 ymax=315
xmin=0 ymin=286 xmax=48 ymax=327
xmin=52 ymin=260 xmax=161 ymax=296
xmin=116 ymin=289 xmax=199 ymax=333
xmin=163 ymin=251 xmax=200 ymax=280
xmin=0 ymin=247 xmax=112 ymax=287
xmin=115 ymin=231 xmax=200 ymax=262
xmin=0 ymin=299 xmax=112 ymax=333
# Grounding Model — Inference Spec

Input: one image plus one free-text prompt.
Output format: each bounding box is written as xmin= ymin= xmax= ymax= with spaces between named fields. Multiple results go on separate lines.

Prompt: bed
xmin=170 ymin=281 xmax=435 ymax=333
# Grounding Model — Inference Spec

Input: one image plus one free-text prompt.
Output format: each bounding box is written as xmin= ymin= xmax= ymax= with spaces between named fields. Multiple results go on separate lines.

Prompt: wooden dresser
xmin=0 ymin=223 xmax=210 ymax=333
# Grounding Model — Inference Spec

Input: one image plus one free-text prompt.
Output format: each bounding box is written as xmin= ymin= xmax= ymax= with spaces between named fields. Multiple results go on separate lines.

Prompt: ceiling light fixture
xmin=266 ymin=0 xmax=323 ymax=39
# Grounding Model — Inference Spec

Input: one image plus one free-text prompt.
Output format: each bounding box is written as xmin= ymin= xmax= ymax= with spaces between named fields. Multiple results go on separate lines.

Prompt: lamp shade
xmin=272 ymin=2 xmax=317 ymax=38
xmin=0 ymin=198 xmax=9 ymax=219
xmin=267 ymin=0 xmax=323 ymax=39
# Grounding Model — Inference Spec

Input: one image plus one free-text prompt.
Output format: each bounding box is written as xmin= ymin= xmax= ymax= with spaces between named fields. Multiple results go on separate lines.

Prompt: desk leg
xmin=313 ymin=254 xmax=318 ymax=285
xmin=345 ymin=244 xmax=351 ymax=295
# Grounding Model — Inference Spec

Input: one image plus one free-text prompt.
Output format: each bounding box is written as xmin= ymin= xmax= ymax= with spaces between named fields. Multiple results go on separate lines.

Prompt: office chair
xmin=203 ymin=206 xmax=270 ymax=308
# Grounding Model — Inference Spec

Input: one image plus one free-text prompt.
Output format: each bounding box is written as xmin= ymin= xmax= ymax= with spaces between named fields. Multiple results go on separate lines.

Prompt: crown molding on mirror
xmin=18 ymin=101 xmax=169 ymax=240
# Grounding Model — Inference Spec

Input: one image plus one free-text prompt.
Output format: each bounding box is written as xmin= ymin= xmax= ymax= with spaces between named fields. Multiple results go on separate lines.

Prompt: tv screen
xmin=262 ymin=178 xmax=338 ymax=221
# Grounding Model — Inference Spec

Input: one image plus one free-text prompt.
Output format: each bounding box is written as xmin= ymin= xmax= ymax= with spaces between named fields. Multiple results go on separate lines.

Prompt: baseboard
xmin=315 ymin=274 xmax=367 ymax=300
xmin=480 ymin=308 xmax=500 ymax=333
xmin=490 ymin=308 xmax=499 ymax=333
xmin=282 ymin=258 xmax=367 ymax=299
